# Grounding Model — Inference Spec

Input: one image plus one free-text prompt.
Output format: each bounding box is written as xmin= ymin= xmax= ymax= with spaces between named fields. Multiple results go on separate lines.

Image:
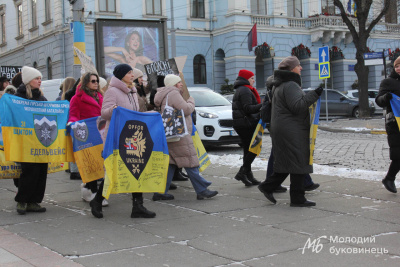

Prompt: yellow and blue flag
xmin=390 ymin=93 xmax=400 ymax=131
xmin=68 ymin=116 xmax=105 ymax=183
xmin=0 ymin=94 xmax=73 ymax=163
xmin=249 ymin=119 xmax=267 ymax=156
xmin=309 ymin=98 xmax=321 ymax=165
xmin=102 ymin=107 xmax=169 ymax=199
xmin=192 ymin=123 xmax=211 ymax=172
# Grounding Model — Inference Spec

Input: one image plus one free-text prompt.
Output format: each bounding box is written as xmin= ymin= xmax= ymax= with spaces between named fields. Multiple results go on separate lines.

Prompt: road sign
xmin=319 ymin=62 xmax=330 ymax=79
xmin=364 ymin=52 xmax=383 ymax=59
xmin=319 ymin=46 xmax=329 ymax=63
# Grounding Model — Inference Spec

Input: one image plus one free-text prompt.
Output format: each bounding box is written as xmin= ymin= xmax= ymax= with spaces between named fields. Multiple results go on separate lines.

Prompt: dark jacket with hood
xmin=232 ymin=77 xmax=262 ymax=129
xmin=15 ymin=84 xmax=47 ymax=101
xmin=270 ymin=70 xmax=319 ymax=174
xmin=376 ymin=70 xmax=400 ymax=160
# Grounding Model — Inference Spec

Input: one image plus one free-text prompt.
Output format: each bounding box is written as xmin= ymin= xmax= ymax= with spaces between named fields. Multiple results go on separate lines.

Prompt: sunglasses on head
xmin=90 ymin=80 xmax=99 ymax=84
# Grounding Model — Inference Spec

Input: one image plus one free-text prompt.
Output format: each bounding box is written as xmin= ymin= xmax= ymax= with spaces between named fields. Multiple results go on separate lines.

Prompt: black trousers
xmin=235 ymin=127 xmax=257 ymax=172
xmin=15 ymin=163 xmax=48 ymax=203
xmin=259 ymin=172 xmax=306 ymax=204
xmin=95 ymin=180 xmax=142 ymax=202
xmin=387 ymin=160 xmax=400 ymax=179
xmin=84 ymin=180 xmax=98 ymax=193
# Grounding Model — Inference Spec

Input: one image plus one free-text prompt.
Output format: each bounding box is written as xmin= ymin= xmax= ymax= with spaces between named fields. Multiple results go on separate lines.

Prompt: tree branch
xmin=333 ymin=0 xmax=359 ymax=42
xmin=366 ymin=0 xmax=391 ymax=33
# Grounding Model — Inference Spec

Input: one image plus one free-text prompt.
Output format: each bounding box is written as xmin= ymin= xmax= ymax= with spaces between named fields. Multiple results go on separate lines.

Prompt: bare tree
xmin=333 ymin=0 xmax=390 ymax=117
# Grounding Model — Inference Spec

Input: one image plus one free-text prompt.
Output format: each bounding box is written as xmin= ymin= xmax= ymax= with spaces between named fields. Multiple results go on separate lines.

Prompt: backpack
xmin=260 ymin=89 xmax=272 ymax=129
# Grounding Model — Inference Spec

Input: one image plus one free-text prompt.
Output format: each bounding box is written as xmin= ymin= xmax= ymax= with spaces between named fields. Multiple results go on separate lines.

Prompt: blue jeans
xmin=165 ymin=164 xmax=211 ymax=194
xmin=266 ymin=147 xmax=313 ymax=187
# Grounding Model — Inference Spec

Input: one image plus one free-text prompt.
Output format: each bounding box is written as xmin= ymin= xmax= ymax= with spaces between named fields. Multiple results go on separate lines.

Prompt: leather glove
xmin=314 ymin=87 xmax=323 ymax=96
xmin=384 ymin=92 xmax=392 ymax=103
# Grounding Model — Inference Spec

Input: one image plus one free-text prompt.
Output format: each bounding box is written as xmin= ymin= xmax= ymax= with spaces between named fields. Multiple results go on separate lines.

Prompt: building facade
xmin=0 ymin=0 xmax=399 ymax=92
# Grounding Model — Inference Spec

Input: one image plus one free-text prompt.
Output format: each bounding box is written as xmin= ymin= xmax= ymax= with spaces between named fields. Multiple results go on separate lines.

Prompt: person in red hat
xmin=232 ymin=69 xmax=262 ymax=186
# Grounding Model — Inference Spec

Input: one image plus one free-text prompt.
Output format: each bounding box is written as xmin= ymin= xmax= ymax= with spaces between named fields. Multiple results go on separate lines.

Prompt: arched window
xmin=47 ymin=57 xmax=52 ymax=80
xmin=193 ymin=55 xmax=206 ymax=84
xmin=33 ymin=61 xmax=38 ymax=69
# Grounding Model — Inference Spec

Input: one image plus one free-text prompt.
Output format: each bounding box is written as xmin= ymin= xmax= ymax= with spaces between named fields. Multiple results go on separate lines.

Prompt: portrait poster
xmin=94 ymin=19 xmax=167 ymax=80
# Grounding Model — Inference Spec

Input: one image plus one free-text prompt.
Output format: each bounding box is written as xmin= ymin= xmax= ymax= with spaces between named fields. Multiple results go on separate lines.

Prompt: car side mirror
xmin=340 ymin=96 xmax=346 ymax=101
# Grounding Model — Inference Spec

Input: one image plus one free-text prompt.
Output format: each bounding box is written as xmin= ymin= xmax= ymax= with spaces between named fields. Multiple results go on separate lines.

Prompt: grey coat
xmin=270 ymin=70 xmax=319 ymax=174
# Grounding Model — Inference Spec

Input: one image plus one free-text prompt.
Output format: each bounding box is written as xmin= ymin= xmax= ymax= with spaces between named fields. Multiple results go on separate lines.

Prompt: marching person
xmin=257 ymin=56 xmax=322 ymax=207
xmin=14 ymin=66 xmax=48 ymax=215
xmin=375 ymin=56 xmax=400 ymax=193
xmin=153 ymin=74 xmax=218 ymax=201
xmin=89 ymin=63 xmax=156 ymax=219
xmin=68 ymin=72 xmax=106 ymax=205
xmin=232 ymin=69 xmax=262 ymax=186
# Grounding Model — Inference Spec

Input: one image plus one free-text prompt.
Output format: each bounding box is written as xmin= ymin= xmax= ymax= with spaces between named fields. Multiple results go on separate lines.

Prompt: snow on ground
xmin=208 ymin=154 xmax=399 ymax=186
xmin=343 ymin=127 xmax=385 ymax=132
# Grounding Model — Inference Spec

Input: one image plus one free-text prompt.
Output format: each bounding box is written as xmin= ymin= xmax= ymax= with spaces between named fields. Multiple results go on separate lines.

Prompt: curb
xmin=319 ymin=126 xmax=387 ymax=135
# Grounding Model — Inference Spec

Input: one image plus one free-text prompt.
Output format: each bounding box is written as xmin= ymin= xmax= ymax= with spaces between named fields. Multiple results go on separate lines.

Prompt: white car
xmin=188 ymin=87 xmax=241 ymax=147
xmin=345 ymin=89 xmax=383 ymax=114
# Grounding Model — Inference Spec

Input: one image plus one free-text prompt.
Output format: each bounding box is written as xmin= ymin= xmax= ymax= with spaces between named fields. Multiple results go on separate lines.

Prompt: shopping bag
xmin=161 ymin=95 xmax=188 ymax=142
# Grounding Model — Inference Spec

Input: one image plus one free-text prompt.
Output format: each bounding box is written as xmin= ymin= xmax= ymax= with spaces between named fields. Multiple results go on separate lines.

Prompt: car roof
xmin=188 ymin=87 xmax=213 ymax=91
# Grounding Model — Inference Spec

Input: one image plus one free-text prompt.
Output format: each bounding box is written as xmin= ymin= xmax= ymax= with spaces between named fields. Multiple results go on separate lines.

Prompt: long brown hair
xmin=80 ymin=72 xmax=102 ymax=97
xmin=61 ymin=77 xmax=76 ymax=100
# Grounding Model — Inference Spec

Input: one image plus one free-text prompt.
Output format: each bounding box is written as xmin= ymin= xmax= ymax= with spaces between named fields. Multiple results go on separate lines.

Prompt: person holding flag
xmin=89 ymin=63 xmax=156 ymax=219
xmin=14 ymin=66 xmax=48 ymax=215
xmin=257 ymin=56 xmax=322 ymax=207
xmin=375 ymin=56 xmax=400 ymax=194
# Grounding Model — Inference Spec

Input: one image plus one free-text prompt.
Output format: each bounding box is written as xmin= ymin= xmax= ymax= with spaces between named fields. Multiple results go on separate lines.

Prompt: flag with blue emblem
xmin=102 ymin=107 xmax=169 ymax=199
xmin=191 ymin=123 xmax=211 ymax=172
xmin=0 ymin=94 xmax=73 ymax=163
xmin=309 ymin=98 xmax=321 ymax=165
xmin=390 ymin=93 xmax=400 ymax=131
xmin=68 ymin=116 xmax=105 ymax=183
xmin=249 ymin=119 xmax=267 ymax=156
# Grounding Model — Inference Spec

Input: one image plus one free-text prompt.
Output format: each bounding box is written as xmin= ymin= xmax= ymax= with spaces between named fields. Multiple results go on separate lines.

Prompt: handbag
xmin=161 ymin=95 xmax=189 ymax=142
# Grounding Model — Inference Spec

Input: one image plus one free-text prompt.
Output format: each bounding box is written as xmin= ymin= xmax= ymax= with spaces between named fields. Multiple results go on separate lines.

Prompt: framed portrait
xmin=94 ymin=19 xmax=168 ymax=79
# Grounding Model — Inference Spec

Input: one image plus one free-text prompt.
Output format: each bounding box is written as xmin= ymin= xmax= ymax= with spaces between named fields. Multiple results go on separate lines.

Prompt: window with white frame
xmin=321 ymin=0 xmax=335 ymax=14
xmin=191 ymin=0 xmax=205 ymax=18
xmin=287 ymin=0 xmax=302 ymax=17
xmin=99 ymin=0 xmax=116 ymax=12
xmin=193 ymin=55 xmax=206 ymax=84
xmin=385 ymin=1 xmax=398 ymax=24
xmin=251 ymin=0 xmax=267 ymax=15
xmin=146 ymin=0 xmax=161 ymax=15
xmin=17 ymin=4 xmax=22 ymax=36
xmin=31 ymin=0 xmax=37 ymax=28
xmin=45 ymin=0 xmax=51 ymax=21
xmin=0 ymin=6 xmax=5 ymax=44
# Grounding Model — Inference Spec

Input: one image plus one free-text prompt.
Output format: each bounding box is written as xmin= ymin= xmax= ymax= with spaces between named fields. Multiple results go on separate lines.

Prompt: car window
xmin=327 ymin=91 xmax=342 ymax=101
xmin=352 ymin=92 xmax=359 ymax=97
xmin=190 ymin=91 xmax=232 ymax=107
xmin=368 ymin=91 xmax=378 ymax=98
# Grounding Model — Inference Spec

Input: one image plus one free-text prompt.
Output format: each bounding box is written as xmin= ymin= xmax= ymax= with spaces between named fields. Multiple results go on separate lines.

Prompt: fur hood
xmin=273 ymin=70 xmax=302 ymax=88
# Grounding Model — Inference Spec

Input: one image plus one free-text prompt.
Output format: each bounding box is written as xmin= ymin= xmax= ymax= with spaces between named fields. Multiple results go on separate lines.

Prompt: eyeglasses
xmin=90 ymin=80 xmax=99 ymax=84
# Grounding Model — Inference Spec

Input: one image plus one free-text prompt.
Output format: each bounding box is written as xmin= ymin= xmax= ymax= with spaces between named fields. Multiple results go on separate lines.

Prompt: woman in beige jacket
xmin=153 ymin=74 xmax=218 ymax=200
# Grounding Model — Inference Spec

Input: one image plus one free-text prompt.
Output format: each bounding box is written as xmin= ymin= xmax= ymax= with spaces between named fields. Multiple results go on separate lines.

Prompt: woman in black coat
xmin=375 ymin=57 xmax=400 ymax=193
xmin=14 ymin=66 xmax=48 ymax=215
xmin=232 ymin=69 xmax=262 ymax=186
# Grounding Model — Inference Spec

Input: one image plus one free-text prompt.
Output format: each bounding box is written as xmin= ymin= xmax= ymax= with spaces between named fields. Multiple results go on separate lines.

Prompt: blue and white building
xmin=0 ymin=0 xmax=399 ymax=92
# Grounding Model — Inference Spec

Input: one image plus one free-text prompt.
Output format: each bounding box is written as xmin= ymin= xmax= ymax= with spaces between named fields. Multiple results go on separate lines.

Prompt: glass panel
xmin=154 ymin=0 xmax=161 ymax=15
xmin=1 ymin=14 xmax=5 ymax=43
xmin=99 ymin=0 xmax=107 ymax=12
xmin=32 ymin=0 xmax=37 ymax=27
xmin=294 ymin=0 xmax=302 ymax=17
xmin=108 ymin=0 xmax=116 ymax=12
xmin=328 ymin=91 xmax=341 ymax=101
xmin=198 ymin=0 xmax=205 ymax=18
xmin=146 ymin=0 xmax=153 ymax=14
xmin=45 ymin=0 xmax=51 ymax=20
xmin=190 ymin=91 xmax=231 ymax=107
xmin=18 ymin=4 xmax=22 ymax=35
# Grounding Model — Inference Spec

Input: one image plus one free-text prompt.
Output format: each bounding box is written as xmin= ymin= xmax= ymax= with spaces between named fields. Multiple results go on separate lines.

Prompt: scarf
xmin=244 ymin=85 xmax=261 ymax=104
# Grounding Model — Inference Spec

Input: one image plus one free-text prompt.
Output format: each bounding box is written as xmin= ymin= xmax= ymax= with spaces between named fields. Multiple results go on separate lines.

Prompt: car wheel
xmin=352 ymin=107 xmax=360 ymax=118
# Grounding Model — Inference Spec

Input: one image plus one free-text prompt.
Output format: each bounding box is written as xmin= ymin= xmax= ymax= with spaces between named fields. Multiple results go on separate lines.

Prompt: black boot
xmin=173 ymin=168 xmax=189 ymax=181
xmin=246 ymin=171 xmax=260 ymax=185
xmin=89 ymin=199 xmax=103 ymax=218
xmin=131 ymin=197 xmax=156 ymax=218
xmin=382 ymin=175 xmax=397 ymax=193
xmin=234 ymin=166 xmax=252 ymax=186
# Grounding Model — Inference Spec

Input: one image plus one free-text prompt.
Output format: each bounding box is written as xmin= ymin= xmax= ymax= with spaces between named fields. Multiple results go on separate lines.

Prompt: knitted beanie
xmin=21 ymin=66 xmax=42 ymax=85
xmin=238 ymin=69 xmax=254 ymax=80
xmin=99 ymin=77 xmax=107 ymax=90
xmin=164 ymin=74 xmax=181 ymax=87
xmin=278 ymin=56 xmax=300 ymax=70
xmin=113 ymin=64 xmax=133 ymax=80
xmin=394 ymin=56 xmax=400 ymax=67
xmin=132 ymin=68 xmax=144 ymax=81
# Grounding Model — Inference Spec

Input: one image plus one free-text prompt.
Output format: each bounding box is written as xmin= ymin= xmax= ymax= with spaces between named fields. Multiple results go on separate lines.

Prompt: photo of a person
xmin=96 ymin=116 xmax=107 ymax=143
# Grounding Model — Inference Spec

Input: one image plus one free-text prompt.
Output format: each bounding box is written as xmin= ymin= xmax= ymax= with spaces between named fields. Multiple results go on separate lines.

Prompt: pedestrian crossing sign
xmin=319 ymin=62 xmax=330 ymax=79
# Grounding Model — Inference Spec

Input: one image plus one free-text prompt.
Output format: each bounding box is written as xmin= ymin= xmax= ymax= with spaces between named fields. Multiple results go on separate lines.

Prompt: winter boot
xmin=89 ymin=199 xmax=103 ymax=218
xmin=246 ymin=170 xmax=260 ymax=185
xmin=131 ymin=197 xmax=156 ymax=218
xmin=382 ymin=175 xmax=397 ymax=193
xmin=234 ymin=166 xmax=252 ymax=186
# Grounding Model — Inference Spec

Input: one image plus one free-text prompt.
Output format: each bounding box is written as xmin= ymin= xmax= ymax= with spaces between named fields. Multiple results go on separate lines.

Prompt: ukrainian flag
xmin=249 ymin=119 xmax=267 ymax=156
xmin=0 ymin=94 xmax=73 ymax=163
xmin=309 ymin=98 xmax=321 ymax=165
xmin=102 ymin=107 xmax=169 ymax=199
xmin=68 ymin=116 xmax=105 ymax=183
xmin=390 ymin=93 xmax=400 ymax=131
xmin=192 ymin=123 xmax=211 ymax=172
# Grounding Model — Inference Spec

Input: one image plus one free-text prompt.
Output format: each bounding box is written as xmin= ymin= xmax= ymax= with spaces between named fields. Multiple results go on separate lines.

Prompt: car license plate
xmin=230 ymin=130 xmax=238 ymax=136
